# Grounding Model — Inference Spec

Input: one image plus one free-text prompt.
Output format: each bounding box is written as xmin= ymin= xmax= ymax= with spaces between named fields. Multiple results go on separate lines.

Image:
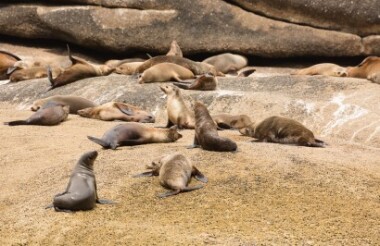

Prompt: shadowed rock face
xmin=0 ymin=1 xmax=378 ymax=57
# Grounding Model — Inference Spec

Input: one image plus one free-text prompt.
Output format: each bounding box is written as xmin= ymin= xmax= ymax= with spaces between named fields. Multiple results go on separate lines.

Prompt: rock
xmin=0 ymin=1 xmax=377 ymax=57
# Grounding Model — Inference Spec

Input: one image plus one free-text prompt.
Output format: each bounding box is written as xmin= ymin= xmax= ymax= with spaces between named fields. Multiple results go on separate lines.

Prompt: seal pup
xmin=191 ymin=101 xmax=237 ymax=151
xmin=46 ymin=151 xmax=113 ymax=212
xmin=160 ymin=84 xmax=195 ymax=129
xmin=138 ymin=63 xmax=194 ymax=83
xmin=135 ymin=55 xmax=218 ymax=76
xmin=47 ymin=45 xmax=114 ymax=90
xmin=0 ymin=50 xmax=21 ymax=79
xmin=239 ymin=116 xmax=326 ymax=147
xmin=173 ymin=73 xmax=217 ymax=90
xmin=78 ymin=102 xmax=155 ymax=123
xmin=31 ymin=95 xmax=96 ymax=114
xmin=4 ymin=104 xmax=69 ymax=126
xmin=291 ymin=63 xmax=347 ymax=77
xmin=134 ymin=153 xmax=207 ymax=198
xmin=212 ymin=113 xmax=252 ymax=129
xmin=203 ymin=53 xmax=248 ymax=74
xmin=87 ymin=122 xmax=182 ymax=150
xmin=114 ymin=62 xmax=144 ymax=75
xmin=347 ymin=56 xmax=380 ymax=79
xmin=166 ymin=40 xmax=183 ymax=57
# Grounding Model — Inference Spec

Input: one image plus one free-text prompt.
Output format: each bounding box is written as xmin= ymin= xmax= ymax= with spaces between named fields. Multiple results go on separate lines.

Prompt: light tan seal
xmin=45 ymin=150 xmax=114 ymax=212
xmin=88 ymin=123 xmax=182 ymax=150
xmin=31 ymin=95 xmax=97 ymax=114
xmin=173 ymin=73 xmax=218 ymax=90
xmin=166 ymin=40 xmax=183 ymax=57
xmin=134 ymin=153 xmax=207 ymax=198
xmin=291 ymin=63 xmax=347 ymax=77
xmin=203 ymin=53 xmax=248 ymax=74
xmin=138 ymin=62 xmax=194 ymax=83
xmin=191 ymin=101 xmax=237 ymax=152
xmin=114 ymin=62 xmax=144 ymax=75
xmin=78 ymin=102 xmax=155 ymax=123
xmin=239 ymin=116 xmax=326 ymax=147
xmin=347 ymin=56 xmax=380 ymax=80
xmin=212 ymin=113 xmax=252 ymax=129
xmin=9 ymin=66 xmax=62 ymax=82
xmin=160 ymin=84 xmax=195 ymax=129
xmin=4 ymin=104 xmax=69 ymax=126
xmin=0 ymin=50 xmax=21 ymax=79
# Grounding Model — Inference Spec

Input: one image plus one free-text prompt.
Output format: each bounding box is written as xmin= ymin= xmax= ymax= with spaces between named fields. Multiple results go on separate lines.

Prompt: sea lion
xmin=291 ymin=63 xmax=347 ymax=77
xmin=368 ymin=72 xmax=380 ymax=84
xmin=138 ymin=63 xmax=194 ymax=83
xmin=166 ymin=40 xmax=183 ymax=57
xmin=212 ymin=113 xmax=252 ymax=129
xmin=191 ymin=101 xmax=237 ymax=152
xmin=47 ymin=45 xmax=114 ymax=90
xmin=4 ymin=104 xmax=69 ymax=126
xmin=31 ymin=95 xmax=97 ymax=114
xmin=135 ymin=55 xmax=218 ymax=76
xmin=239 ymin=116 xmax=326 ymax=147
xmin=46 ymin=150 xmax=113 ymax=212
xmin=78 ymin=102 xmax=155 ymax=123
xmin=203 ymin=53 xmax=248 ymax=74
xmin=87 ymin=123 xmax=182 ymax=150
xmin=0 ymin=50 xmax=21 ymax=79
xmin=134 ymin=153 xmax=208 ymax=198
xmin=173 ymin=73 xmax=217 ymax=90
xmin=114 ymin=62 xmax=144 ymax=75
xmin=347 ymin=56 xmax=380 ymax=79
xmin=9 ymin=66 xmax=61 ymax=82
xmin=160 ymin=84 xmax=195 ymax=129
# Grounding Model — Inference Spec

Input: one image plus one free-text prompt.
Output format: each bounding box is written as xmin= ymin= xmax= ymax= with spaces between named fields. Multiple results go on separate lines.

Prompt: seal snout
xmin=87 ymin=150 xmax=98 ymax=160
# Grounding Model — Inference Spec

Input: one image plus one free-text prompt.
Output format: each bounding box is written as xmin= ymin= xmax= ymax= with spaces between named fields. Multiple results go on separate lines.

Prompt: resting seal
xmin=138 ymin=62 xmax=194 ymax=83
xmin=203 ymin=53 xmax=247 ymax=74
xmin=173 ymin=73 xmax=218 ymax=90
xmin=31 ymin=95 xmax=96 ymax=114
xmin=291 ymin=63 xmax=347 ymax=77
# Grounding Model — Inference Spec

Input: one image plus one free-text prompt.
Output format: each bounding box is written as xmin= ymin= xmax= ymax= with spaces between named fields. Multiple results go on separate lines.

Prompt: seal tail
xmin=238 ymin=68 xmax=256 ymax=77
xmin=4 ymin=120 xmax=28 ymax=126
xmin=87 ymin=136 xmax=110 ymax=149
xmin=172 ymin=82 xmax=190 ymax=89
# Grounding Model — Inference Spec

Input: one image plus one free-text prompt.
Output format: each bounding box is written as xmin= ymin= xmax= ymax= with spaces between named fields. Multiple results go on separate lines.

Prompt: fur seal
xmin=166 ymin=40 xmax=183 ymax=57
xmin=203 ymin=53 xmax=248 ymax=74
xmin=291 ymin=63 xmax=347 ymax=77
xmin=87 ymin=123 xmax=182 ymax=150
xmin=31 ymin=95 xmax=96 ymax=114
xmin=0 ymin=50 xmax=21 ymax=79
xmin=347 ymin=56 xmax=380 ymax=79
xmin=191 ymin=101 xmax=237 ymax=151
xmin=78 ymin=102 xmax=155 ymax=123
xmin=47 ymin=45 xmax=114 ymax=90
xmin=212 ymin=113 xmax=252 ymax=129
xmin=9 ymin=66 xmax=62 ymax=82
xmin=138 ymin=63 xmax=194 ymax=84
xmin=135 ymin=55 xmax=218 ymax=76
xmin=239 ymin=116 xmax=326 ymax=147
xmin=46 ymin=151 xmax=113 ymax=212
xmin=134 ymin=153 xmax=207 ymax=198
xmin=4 ymin=104 xmax=69 ymax=126
xmin=160 ymin=84 xmax=195 ymax=129
xmin=114 ymin=62 xmax=144 ymax=75
xmin=173 ymin=73 xmax=218 ymax=90
xmin=105 ymin=58 xmax=145 ymax=69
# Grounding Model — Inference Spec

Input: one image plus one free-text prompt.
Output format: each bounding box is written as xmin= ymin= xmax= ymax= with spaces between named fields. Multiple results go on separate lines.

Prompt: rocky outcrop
xmin=0 ymin=1 xmax=378 ymax=57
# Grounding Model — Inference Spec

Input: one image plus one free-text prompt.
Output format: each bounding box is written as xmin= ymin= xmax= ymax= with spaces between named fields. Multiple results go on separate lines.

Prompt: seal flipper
xmin=166 ymin=119 xmax=174 ymax=128
xmin=308 ymin=139 xmax=326 ymax=148
xmin=96 ymin=199 xmax=115 ymax=204
xmin=54 ymin=207 xmax=74 ymax=213
xmin=187 ymin=136 xmax=200 ymax=149
xmin=4 ymin=120 xmax=28 ymax=126
xmin=87 ymin=136 xmax=110 ymax=149
xmin=216 ymin=122 xmax=232 ymax=129
xmin=192 ymin=167 xmax=208 ymax=183
xmin=133 ymin=171 xmax=155 ymax=178
xmin=157 ymin=189 xmax=181 ymax=198
xmin=172 ymin=82 xmax=190 ymax=89
xmin=114 ymin=102 xmax=134 ymax=116
xmin=45 ymin=204 xmax=54 ymax=209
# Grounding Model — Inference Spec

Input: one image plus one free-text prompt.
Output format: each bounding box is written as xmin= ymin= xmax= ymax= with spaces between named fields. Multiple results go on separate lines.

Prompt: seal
xmin=138 ymin=62 xmax=194 ymax=84
xmin=173 ymin=73 xmax=217 ymax=90
xmin=105 ymin=58 xmax=145 ymax=69
xmin=46 ymin=150 xmax=114 ymax=212
xmin=191 ymin=101 xmax=237 ymax=151
xmin=0 ymin=50 xmax=21 ymax=79
xmin=239 ymin=116 xmax=326 ymax=147
xmin=203 ymin=53 xmax=248 ymax=74
xmin=212 ymin=113 xmax=252 ymax=129
xmin=135 ymin=55 xmax=218 ymax=76
xmin=347 ymin=56 xmax=380 ymax=79
xmin=87 ymin=122 xmax=182 ymax=150
xmin=31 ymin=95 xmax=96 ymax=114
xmin=4 ymin=104 xmax=69 ymax=126
xmin=160 ymin=84 xmax=195 ymax=129
xmin=166 ymin=40 xmax=183 ymax=57
xmin=78 ymin=101 xmax=155 ymax=122
xmin=291 ymin=63 xmax=347 ymax=77
xmin=47 ymin=45 xmax=114 ymax=90
xmin=9 ymin=66 xmax=61 ymax=82
xmin=114 ymin=62 xmax=144 ymax=75
xmin=134 ymin=153 xmax=208 ymax=198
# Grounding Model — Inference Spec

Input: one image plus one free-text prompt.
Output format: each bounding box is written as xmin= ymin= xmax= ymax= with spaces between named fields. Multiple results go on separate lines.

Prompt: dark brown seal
xmin=239 ymin=116 xmax=326 ymax=147
xmin=212 ymin=113 xmax=252 ymax=129
xmin=191 ymin=101 xmax=237 ymax=152
xmin=134 ymin=153 xmax=207 ymax=198
xmin=78 ymin=102 xmax=155 ymax=123
xmin=31 ymin=95 xmax=96 ymax=114
xmin=173 ymin=73 xmax=218 ymax=90
xmin=87 ymin=122 xmax=182 ymax=150
xmin=45 ymin=151 xmax=113 ymax=212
